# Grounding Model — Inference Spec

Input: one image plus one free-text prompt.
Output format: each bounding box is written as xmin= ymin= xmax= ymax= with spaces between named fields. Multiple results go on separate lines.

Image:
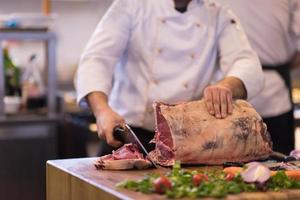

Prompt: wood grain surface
xmin=46 ymin=158 xmax=300 ymax=200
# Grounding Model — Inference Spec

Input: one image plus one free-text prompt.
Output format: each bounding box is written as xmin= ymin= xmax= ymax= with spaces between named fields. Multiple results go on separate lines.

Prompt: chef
xmin=219 ymin=0 xmax=300 ymax=154
xmin=75 ymin=0 xmax=264 ymax=155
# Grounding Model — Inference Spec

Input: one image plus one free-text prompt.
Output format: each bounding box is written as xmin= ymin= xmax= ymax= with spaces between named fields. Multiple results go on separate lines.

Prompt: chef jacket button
xmin=183 ymin=82 xmax=189 ymax=89
xmin=157 ymin=48 xmax=163 ymax=54
xmin=190 ymin=53 xmax=196 ymax=59
xmin=195 ymin=23 xmax=201 ymax=28
xmin=209 ymin=2 xmax=216 ymax=7
xmin=152 ymin=79 xmax=159 ymax=85
xmin=161 ymin=19 xmax=166 ymax=24
xmin=230 ymin=19 xmax=236 ymax=24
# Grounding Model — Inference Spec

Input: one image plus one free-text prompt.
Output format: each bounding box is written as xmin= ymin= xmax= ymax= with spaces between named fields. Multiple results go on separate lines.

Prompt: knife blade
xmin=113 ymin=124 xmax=158 ymax=168
xmin=269 ymin=151 xmax=297 ymax=162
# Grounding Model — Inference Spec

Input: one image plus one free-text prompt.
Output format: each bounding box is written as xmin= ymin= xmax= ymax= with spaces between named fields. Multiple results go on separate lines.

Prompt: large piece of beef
xmin=149 ymin=100 xmax=273 ymax=166
xmin=94 ymin=143 xmax=151 ymax=170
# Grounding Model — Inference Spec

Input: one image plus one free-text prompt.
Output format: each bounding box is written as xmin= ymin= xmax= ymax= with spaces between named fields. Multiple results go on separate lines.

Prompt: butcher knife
xmin=223 ymin=152 xmax=300 ymax=170
xmin=113 ymin=124 xmax=158 ymax=168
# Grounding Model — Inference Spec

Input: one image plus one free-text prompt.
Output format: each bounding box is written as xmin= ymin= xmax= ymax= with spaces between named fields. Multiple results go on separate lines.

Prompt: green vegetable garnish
xmin=117 ymin=162 xmax=300 ymax=198
xmin=267 ymin=171 xmax=300 ymax=191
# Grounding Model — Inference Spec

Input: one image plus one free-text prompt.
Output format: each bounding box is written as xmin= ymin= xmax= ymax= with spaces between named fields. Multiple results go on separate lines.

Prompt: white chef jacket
xmin=219 ymin=0 xmax=300 ymax=118
xmin=75 ymin=0 xmax=264 ymax=131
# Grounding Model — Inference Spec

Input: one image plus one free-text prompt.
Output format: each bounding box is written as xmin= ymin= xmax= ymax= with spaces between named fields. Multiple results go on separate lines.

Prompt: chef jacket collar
xmin=166 ymin=0 xmax=203 ymax=12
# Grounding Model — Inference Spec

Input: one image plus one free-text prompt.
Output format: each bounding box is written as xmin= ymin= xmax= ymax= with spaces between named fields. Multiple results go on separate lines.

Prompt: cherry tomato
xmin=153 ymin=176 xmax=172 ymax=194
xmin=192 ymin=173 xmax=209 ymax=186
xmin=225 ymin=172 xmax=235 ymax=181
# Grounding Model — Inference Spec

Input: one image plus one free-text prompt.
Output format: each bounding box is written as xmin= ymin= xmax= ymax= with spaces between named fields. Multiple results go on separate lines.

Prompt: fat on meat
xmin=149 ymin=100 xmax=273 ymax=166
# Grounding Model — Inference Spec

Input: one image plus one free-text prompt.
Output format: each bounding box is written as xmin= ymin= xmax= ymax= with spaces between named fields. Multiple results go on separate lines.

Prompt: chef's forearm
xmin=291 ymin=52 xmax=300 ymax=69
xmin=86 ymin=92 xmax=111 ymax=117
xmin=218 ymin=77 xmax=247 ymax=100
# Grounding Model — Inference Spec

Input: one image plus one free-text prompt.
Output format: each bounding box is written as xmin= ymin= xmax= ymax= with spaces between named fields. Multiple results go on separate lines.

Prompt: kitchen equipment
xmin=4 ymin=96 xmax=21 ymax=114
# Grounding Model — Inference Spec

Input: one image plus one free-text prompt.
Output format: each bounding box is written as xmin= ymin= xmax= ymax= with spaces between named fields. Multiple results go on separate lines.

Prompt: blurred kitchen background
xmin=0 ymin=0 xmax=112 ymax=200
xmin=0 ymin=0 xmax=300 ymax=200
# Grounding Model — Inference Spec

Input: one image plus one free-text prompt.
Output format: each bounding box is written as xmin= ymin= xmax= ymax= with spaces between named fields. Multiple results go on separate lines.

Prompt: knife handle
xmin=113 ymin=125 xmax=125 ymax=143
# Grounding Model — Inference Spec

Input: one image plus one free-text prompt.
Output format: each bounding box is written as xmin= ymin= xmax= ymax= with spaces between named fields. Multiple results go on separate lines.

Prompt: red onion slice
xmin=245 ymin=162 xmax=261 ymax=168
xmin=290 ymin=150 xmax=300 ymax=160
xmin=241 ymin=162 xmax=271 ymax=183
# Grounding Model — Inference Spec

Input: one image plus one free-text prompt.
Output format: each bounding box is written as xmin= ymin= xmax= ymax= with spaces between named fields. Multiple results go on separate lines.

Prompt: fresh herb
xmin=267 ymin=171 xmax=300 ymax=191
xmin=117 ymin=162 xmax=300 ymax=198
xmin=117 ymin=174 xmax=159 ymax=194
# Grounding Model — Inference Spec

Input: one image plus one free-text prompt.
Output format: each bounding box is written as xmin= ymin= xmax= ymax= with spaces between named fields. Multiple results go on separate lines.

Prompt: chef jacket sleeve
xmin=290 ymin=0 xmax=300 ymax=52
xmin=217 ymin=7 xmax=264 ymax=100
xmin=74 ymin=0 xmax=135 ymax=107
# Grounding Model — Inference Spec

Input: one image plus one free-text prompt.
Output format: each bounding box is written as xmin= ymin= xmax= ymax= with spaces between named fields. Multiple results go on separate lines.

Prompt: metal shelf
xmin=0 ymin=113 xmax=60 ymax=124
xmin=0 ymin=29 xmax=57 ymax=119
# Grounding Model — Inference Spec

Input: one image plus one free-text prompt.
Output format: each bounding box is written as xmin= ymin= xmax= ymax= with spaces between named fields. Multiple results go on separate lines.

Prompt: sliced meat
xmin=149 ymin=100 xmax=273 ymax=166
xmin=94 ymin=143 xmax=152 ymax=170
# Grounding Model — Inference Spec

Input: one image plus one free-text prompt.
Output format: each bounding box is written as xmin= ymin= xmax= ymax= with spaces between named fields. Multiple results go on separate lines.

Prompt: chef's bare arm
xmin=204 ymin=76 xmax=247 ymax=119
xmin=291 ymin=52 xmax=300 ymax=69
xmin=218 ymin=76 xmax=247 ymax=99
xmin=87 ymin=92 xmax=109 ymax=116
xmin=86 ymin=92 xmax=124 ymax=147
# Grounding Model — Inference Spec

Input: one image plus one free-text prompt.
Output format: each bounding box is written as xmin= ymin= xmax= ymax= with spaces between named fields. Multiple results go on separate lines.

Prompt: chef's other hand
xmin=203 ymin=77 xmax=247 ymax=119
xmin=203 ymin=84 xmax=233 ymax=119
xmin=86 ymin=92 xmax=125 ymax=148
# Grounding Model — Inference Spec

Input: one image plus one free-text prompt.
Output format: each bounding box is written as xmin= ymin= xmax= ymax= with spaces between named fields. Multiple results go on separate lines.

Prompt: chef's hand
xmin=203 ymin=84 xmax=233 ymax=119
xmin=203 ymin=77 xmax=247 ymax=119
xmin=86 ymin=92 xmax=125 ymax=147
xmin=95 ymin=107 xmax=125 ymax=147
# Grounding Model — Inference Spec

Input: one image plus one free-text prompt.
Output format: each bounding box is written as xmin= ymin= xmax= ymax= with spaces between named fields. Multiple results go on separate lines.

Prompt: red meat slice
xmin=94 ymin=143 xmax=151 ymax=170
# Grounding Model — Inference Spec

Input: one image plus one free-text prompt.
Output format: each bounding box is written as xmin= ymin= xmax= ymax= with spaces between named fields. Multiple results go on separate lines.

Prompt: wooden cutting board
xmin=46 ymin=158 xmax=300 ymax=200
